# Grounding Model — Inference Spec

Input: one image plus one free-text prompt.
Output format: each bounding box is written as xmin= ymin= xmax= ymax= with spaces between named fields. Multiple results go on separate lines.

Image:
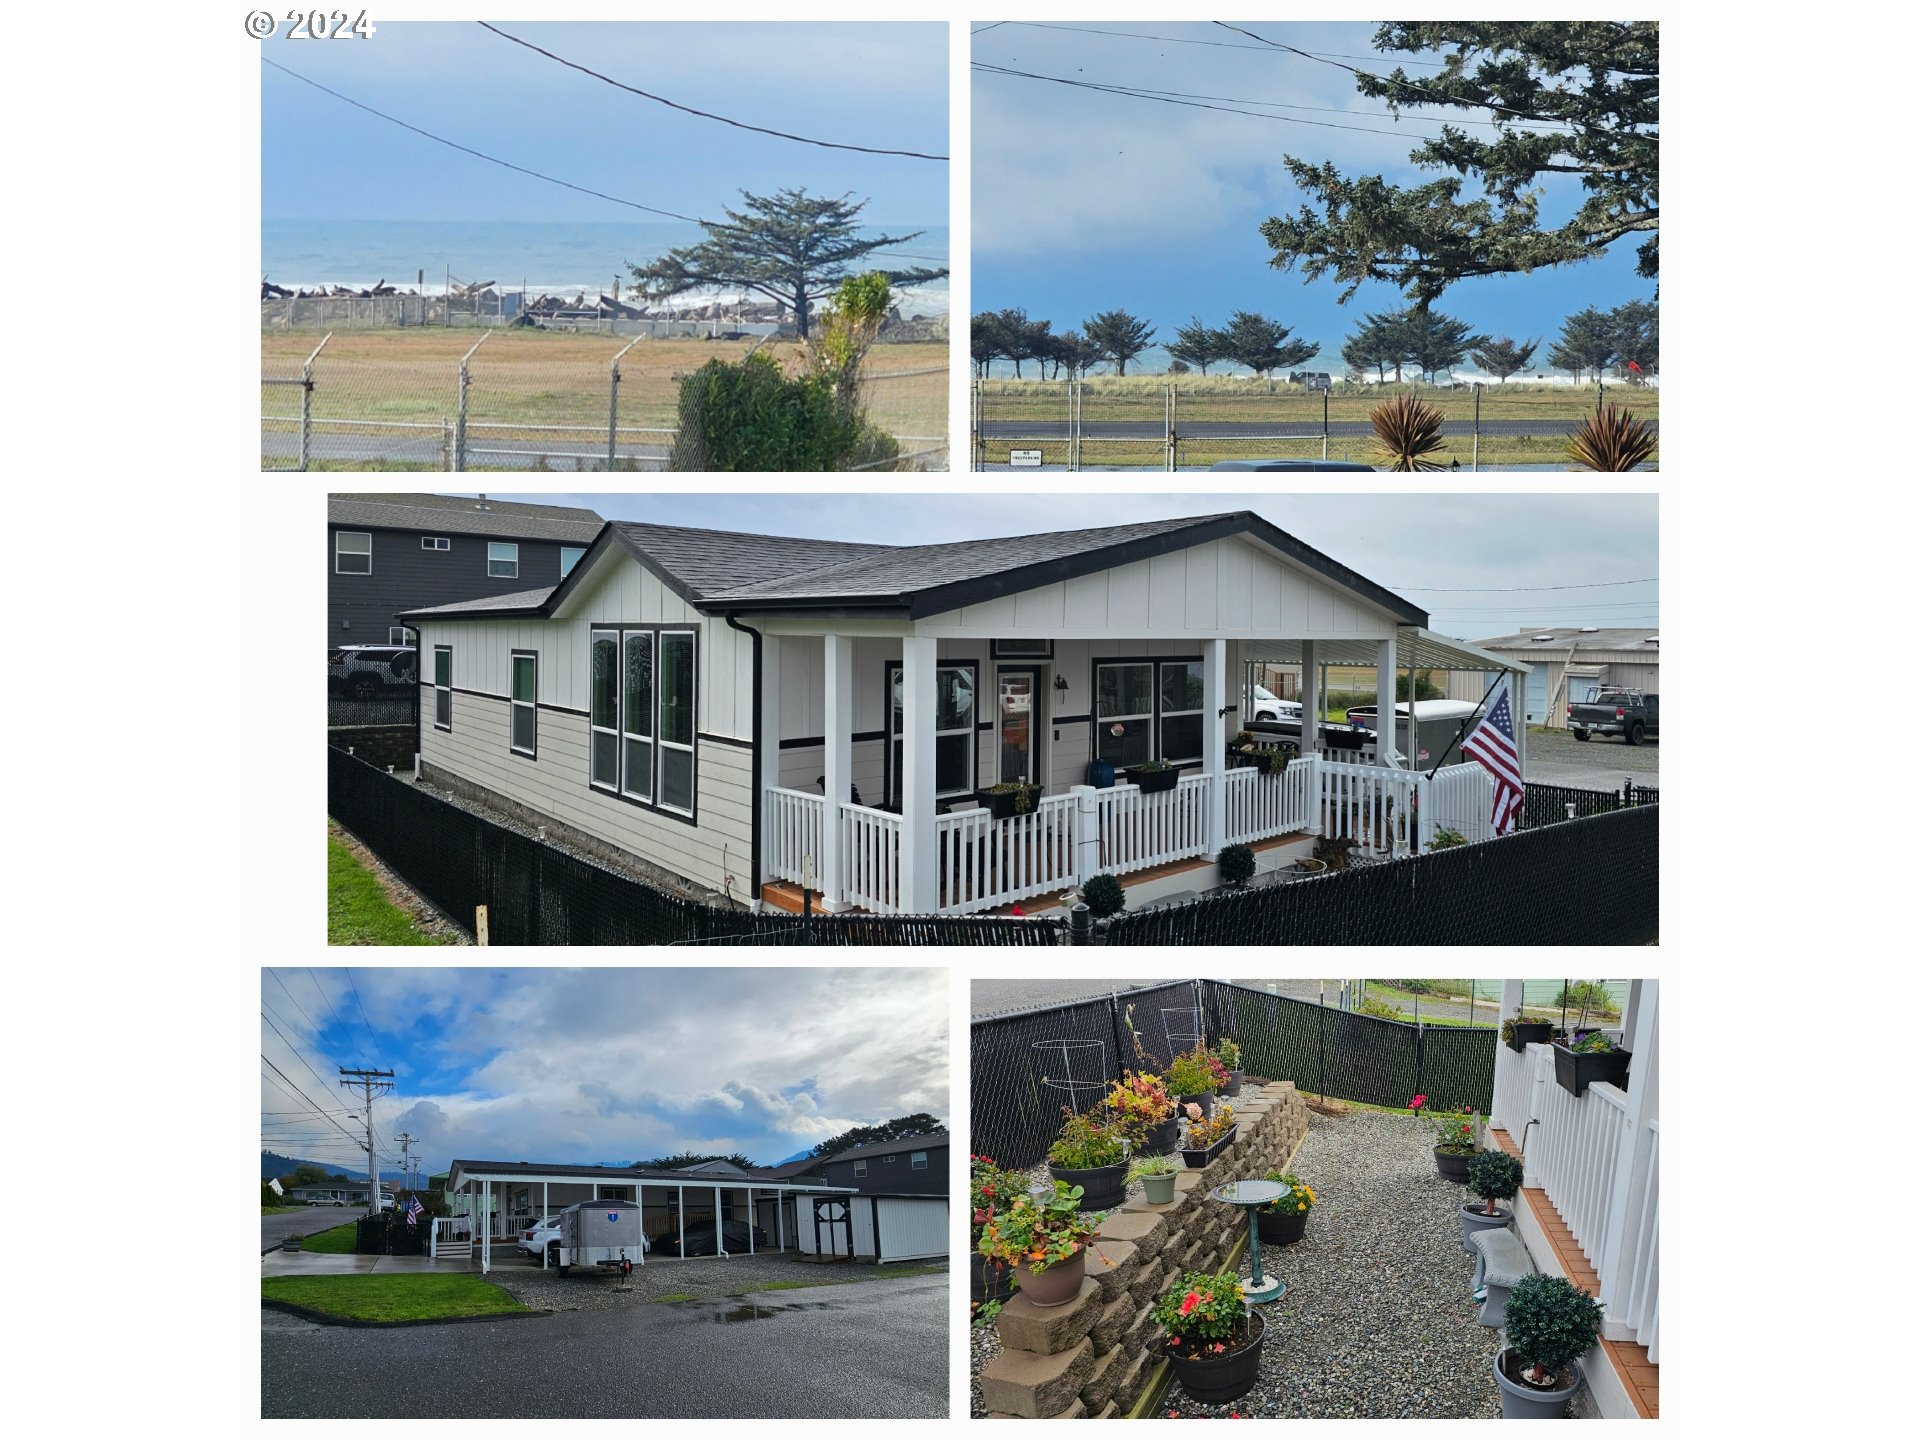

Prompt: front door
xmin=997 ymin=667 xmax=1043 ymax=787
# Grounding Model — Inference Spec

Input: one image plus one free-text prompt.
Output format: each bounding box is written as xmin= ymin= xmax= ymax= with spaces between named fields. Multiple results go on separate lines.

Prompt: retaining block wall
xmin=980 ymin=1081 xmax=1310 ymax=1419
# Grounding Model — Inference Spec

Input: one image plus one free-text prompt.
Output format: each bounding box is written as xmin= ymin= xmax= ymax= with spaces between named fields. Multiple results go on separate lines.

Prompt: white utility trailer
xmin=551 ymin=1198 xmax=648 ymax=1275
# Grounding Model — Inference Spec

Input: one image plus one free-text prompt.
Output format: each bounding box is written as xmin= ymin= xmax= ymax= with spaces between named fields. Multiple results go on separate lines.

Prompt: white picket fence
xmin=933 ymin=793 xmax=1077 ymax=914
xmin=1096 ymin=774 xmax=1210 ymax=876
xmin=1318 ymin=759 xmax=1420 ymax=857
xmin=1425 ymin=761 xmax=1496 ymax=845
xmin=764 ymin=787 xmax=825 ymax=886
xmin=840 ymin=803 xmax=903 ymax=913
xmin=1222 ymin=761 xmax=1314 ymax=845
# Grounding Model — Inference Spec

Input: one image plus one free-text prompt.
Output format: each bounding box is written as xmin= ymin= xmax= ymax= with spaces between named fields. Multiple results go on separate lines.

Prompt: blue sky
xmin=261 ymin=968 xmax=949 ymax=1177
xmin=488 ymin=493 xmax=1658 ymax=636
xmin=972 ymin=21 xmax=1656 ymax=376
xmin=260 ymin=21 xmax=948 ymax=228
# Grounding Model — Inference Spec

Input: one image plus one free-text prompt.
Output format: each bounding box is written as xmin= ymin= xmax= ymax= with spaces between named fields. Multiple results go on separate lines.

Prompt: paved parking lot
xmin=262 ymin=1273 xmax=948 ymax=1418
xmin=1523 ymin=725 xmax=1659 ymax=790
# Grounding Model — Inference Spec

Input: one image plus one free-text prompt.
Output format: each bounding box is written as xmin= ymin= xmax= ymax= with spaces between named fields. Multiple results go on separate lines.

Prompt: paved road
xmin=263 ymin=1208 xmax=364 ymax=1252
xmin=1524 ymin=726 xmax=1659 ymax=791
xmin=263 ymin=432 xmax=670 ymax=471
xmin=978 ymin=418 xmax=1654 ymax=441
xmin=262 ymin=1274 xmax=948 ymax=1418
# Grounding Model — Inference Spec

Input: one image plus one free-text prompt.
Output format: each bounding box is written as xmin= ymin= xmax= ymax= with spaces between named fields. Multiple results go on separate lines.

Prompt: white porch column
xmin=715 ymin=1185 xmax=726 ymax=1257
xmin=677 ymin=1186 xmax=685 ymax=1258
xmin=820 ymin=634 xmax=855 ymax=911
xmin=1202 ymin=638 xmax=1227 ymax=857
xmin=1298 ymin=641 xmax=1320 ymax=758
xmin=1375 ymin=636 xmax=1399 ymax=766
xmin=1499 ymin=978 xmax=1525 ymax=1026
xmin=747 ymin=1188 xmax=756 ymax=1254
xmin=1596 ymin=980 xmax=1659 ymax=1334
xmin=758 ymin=634 xmax=783 ymax=898
xmin=899 ymin=634 xmax=938 ymax=914
xmin=481 ymin=1178 xmax=491 ymax=1274
xmin=1071 ymin=784 xmax=1100 ymax=885
xmin=776 ymin=1191 xmax=786 ymax=1251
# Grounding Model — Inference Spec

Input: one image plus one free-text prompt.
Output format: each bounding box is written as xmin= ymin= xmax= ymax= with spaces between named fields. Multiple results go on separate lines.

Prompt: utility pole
xmin=339 ymin=1067 xmax=395 ymax=1215
xmin=395 ymin=1132 xmax=418 ymax=1196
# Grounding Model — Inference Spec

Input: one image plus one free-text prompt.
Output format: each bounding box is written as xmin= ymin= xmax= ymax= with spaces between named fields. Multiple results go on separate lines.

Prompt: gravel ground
xmin=487 ymin=1252 xmax=944 ymax=1312
xmin=1524 ymin=725 xmax=1659 ymax=790
xmin=1159 ymin=1110 xmax=1595 ymax=1419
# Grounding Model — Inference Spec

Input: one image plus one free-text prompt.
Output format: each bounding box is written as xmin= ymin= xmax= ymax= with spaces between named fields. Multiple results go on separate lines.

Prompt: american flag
xmin=1462 ymin=674 xmax=1524 ymax=834
xmin=405 ymin=1196 xmax=424 ymax=1227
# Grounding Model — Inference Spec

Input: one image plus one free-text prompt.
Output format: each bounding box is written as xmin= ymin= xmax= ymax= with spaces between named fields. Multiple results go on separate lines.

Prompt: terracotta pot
xmin=1013 ymin=1247 xmax=1087 ymax=1308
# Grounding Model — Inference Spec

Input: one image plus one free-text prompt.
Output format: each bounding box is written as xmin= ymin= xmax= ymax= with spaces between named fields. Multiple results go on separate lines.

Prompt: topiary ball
xmin=1503 ymin=1274 xmax=1604 ymax=1374
xmin=1467 ymin=1148 xmax=1524 ymax=1203
xmin=1218 ymin=844 xmax=1256 ymax=885
xmin=1082 ymin=873 xmax=1126 ymax=918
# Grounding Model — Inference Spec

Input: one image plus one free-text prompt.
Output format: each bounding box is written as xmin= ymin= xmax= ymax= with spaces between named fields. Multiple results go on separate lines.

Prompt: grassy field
xmin=292 ymin=1222 xmax=361 ymax=1254
xmin=327 ymin=830 xmax=454 ymax=946
xmin=262 ymin=1206 xmax=306 ymax=1215
xmin=262 ymin=1274 xmax=526 ymax=1323
xmin=265 ymin=329 xmax=947 ymax=434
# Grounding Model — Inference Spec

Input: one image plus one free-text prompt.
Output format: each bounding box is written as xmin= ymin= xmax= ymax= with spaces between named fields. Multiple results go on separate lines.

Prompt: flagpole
xmin=1426 ymin=670 xmax=1502 ymax=779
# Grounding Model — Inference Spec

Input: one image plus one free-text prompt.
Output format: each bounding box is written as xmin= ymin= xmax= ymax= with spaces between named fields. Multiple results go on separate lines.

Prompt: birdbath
xmin=1209 ymin=1179 xmax=1289 ymax=1304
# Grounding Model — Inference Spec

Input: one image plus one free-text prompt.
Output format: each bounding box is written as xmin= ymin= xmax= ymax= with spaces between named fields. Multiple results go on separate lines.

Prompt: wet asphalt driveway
xmin=261 ymin=1273 xmax=948 ymax=1418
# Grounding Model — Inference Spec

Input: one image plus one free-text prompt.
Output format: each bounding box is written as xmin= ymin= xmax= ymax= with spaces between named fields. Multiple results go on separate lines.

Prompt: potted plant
xmin=969 ymin=1154 xmax=1023 ymax=1310
xmin=1218 ymin=845 xmax=1257 ymax=889
xmin=977 ymin=779 xmax=1044 ymax=820
xmin=1082 ymin=872 xmax=1126 ymax=919
xmin=1253 ymin=748 xmax=1290 ymax=776
xmin=1177 ymin=1102 xmax=1237 ymax=1168
xmin=1493 ymin=1274 xmax=1606 ymax=1417
xmin=1552 ymin=1030 xmax=1631 ymax=1096
xmin=282 ymin=1232 xmax=305 ymax=1253
xmin=1168 ymin=1047 xmax=1227 ymax=1116
xmin=1213 ymin=1036 xmax=1245 ymax=1096
xmin=1502 ymin=1015 xmax=1555 ymax=1053
xmin=976 ymin=1180 xmax=1102 ymax=1309
xmin=1124 ymin=758 xmax=1180 ymax=794
xmin=1461 ymin=1149 xmax=1524 ymax=1253
xmin=1229 ymin=730 xmax=1260 ymax=768
xmin=1153 ymin=1270 xmax=1267 ymax=1404
xmin=1411 ymin=1095 xmax=1477 ymax=1181
xmin=1129 ymin=1151 xmax=1180 ymax=1206
xmin=1254 ymin=1171 xmax=1315 ymax=1245
xmin=1106 ymin=1072 xmax=1177 ymax=1154
xmin=1427 ymin=826 xmax=1466 ymax=849
xmin=1046 ymin=1107 xmax=1131 ymax=1211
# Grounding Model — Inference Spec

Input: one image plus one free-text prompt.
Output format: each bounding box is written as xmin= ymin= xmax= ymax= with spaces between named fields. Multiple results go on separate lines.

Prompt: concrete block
xmin=995 ymin=1276 xmax=1104 ymax=1355
xmin=1089 ymin=1292 xmax=1133 ymax=1354
xmin=1092 ymin=1401 xmax=1120 ymax=1420
xmin=1122 ymin=1300 xmax=1159 ymax=1357
xmin=1129 ymin=1256 xmax=1172 ymax=1306
xmin=1080 ymin=1343 xmax=1123 ymax=1410
xmin=1111 ymin=1344 xmax=1158 ymax=1412
xmin=1096 ymin=1211 xmax=1168 ymax=1263
xmin=1087 ymin=1239 xmax=1139 ymax=1300
xmin=979 ymin=1339 xmax=1094 ymax=1418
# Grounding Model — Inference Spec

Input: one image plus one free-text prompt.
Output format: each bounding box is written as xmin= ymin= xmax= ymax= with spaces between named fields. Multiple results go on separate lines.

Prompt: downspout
xmin=725 ymin=613 xmax=764 ymax=904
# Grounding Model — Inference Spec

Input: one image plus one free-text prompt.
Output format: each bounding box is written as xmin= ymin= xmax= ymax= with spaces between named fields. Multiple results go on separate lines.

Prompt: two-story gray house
xmin=328 ymin=493 xmax=604 ymax=647
xmin=773 ymin=1131 xmax=949 ymax=1196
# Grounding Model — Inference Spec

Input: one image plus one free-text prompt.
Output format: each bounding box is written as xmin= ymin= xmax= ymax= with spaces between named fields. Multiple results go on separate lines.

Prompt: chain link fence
xmin=971 ymin=379 xmax=1659 ymax=470
xmin=851 ymin=366 xmax=949 ymax=470
xmin=1522 ymin=779 xmax=1658 ymax=828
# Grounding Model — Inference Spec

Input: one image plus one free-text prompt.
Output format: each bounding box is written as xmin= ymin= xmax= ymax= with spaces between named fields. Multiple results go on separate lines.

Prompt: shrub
xmin=969 ymin=1154 xmax=1024 ymax=1240
xmin=1369 ymin=392 xmax=1448 ymax=470
xmin=1467 ymin=1149 xmax=1524 ymax=1214
xmin=1047 ymin=1107 xmax=1129 ymax=1169
xmin=1503 ymin=1274 xmax=1605 ymax=1385
xmin=1357 ymin=995 xmax=1404 ymax=1020
xmin=1167 ymin=1047 xmax=1227 ymax=1097
xmin=1566 ymin=402 xmax=1657 ymax=471
xmin=1105 ymin=1072 xmax=1175 ymax=1135
xmin=1260 ymin=1171 xmax=1315 ymax=1216
xmin=1218 ymin=844 xmax=1256 ymax=886
xmin=1555 ymin=980 xmax=1617 ymax=1015
xmin=670 ymin=353 xmax=863 ymax=471
xmin=1082 ymin=873 xmax=1126 ymax=918
xmin=1152 ymin=1270 xmax=1249 ymax=1348
xmin=1212 ymin=1036 xmax=1241 ymax=1070
xmin=1428 ymin=828 xmax=1467 ymax=849
xmin=1412 ymin=1095 xmax=1477 ymax=1153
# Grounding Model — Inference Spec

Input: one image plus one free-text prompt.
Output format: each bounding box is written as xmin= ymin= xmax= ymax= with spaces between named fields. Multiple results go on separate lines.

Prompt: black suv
xmin=328 ymin=645 xmax=418 ymax=700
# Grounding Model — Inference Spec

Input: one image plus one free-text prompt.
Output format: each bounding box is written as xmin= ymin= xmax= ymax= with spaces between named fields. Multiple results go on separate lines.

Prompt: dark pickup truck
xmin=1569 ymin=690 xmax=1659 ymax=745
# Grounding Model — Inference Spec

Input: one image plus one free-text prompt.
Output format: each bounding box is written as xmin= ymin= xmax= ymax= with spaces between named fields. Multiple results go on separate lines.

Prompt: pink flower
xmin=1179 ymin=1291 xmax=1200 ymax=1317
xmin=1410 ymin=1094 xmax=1427 ymax=1111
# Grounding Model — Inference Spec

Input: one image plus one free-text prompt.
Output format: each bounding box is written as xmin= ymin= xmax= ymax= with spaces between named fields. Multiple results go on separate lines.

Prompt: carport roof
xmin=1241 ymin=627 xmax=1530 ymax=675
xmin=446 ymin=1158 xmax=849 ymax=1191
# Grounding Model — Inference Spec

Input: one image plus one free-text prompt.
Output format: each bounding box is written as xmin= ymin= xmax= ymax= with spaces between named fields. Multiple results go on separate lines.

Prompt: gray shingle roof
xmin=447 ymin=1158 xmax=805 ymax=1186
xmin=607 ymin=522 xmax=891 ymax=600
xmin=329 ymin=493 xmax=604 ymax=544
xmin=1473 ymin=627 xmax=1660 ymax=652
xmin=820 ymin=1130 xmax=950 ymax=1164
xmin=403 ymin=585 xmax=555 ymax=617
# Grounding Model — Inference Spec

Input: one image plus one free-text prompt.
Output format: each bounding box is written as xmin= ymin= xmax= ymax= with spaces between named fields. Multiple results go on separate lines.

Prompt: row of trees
xmin=1545 ymin=301 xmax=1659 ymax=382
xmin=971 ymin=308 xmax=1157 ymax=379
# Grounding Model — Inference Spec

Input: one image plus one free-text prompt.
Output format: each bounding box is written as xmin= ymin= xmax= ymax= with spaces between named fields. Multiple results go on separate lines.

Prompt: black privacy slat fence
xmin=327 ymin=745 xmax=1060 ymax=946
xmin=1100 ymin=803 xmax=1657 ymax=947
xmin=971 ymin=980 xmax=1498 ymax=1170
xmin=1521 ymin=779 xmax=1658 ymax=829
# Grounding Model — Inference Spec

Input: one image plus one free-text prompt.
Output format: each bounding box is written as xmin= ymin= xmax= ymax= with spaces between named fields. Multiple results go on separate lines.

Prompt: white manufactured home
xmin=401 ymin=511 xmax=1527 ymax=917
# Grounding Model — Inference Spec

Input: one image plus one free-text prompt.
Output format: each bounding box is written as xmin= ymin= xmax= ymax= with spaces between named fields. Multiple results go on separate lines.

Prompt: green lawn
xmin=290 ymin=1222 xmax=361 ymax=1254
xmin=262 ymin=1273 xmax=526 ymax=1323
xmin=262 ymin=1206 xmax=306 ymax=1215
xmin=327 ymin=830 xmax=452 ymax=945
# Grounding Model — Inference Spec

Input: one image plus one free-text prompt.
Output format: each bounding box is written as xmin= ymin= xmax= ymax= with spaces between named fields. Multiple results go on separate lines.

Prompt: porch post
xmin=715 ymin=1185 xmax=726 ymax=1257
xmin=1596 ymin=980 xmax=1659 ymax=1334
xmin=1202 ymin=638 xmax=1227 ymax=857
xmin=899 ymin=634 xmax=938 ymax=914
xmin=1071 ymin=784 xmax=1100 ymax=885
xmin=776 ymin=1190 xmax=786 ymax=1251
xmin=542 ymin=1181 xmax=547 ymax=1220
xmin=821 ymin=633 xmax=855 ymax=911
xmin=1300 ymin=640 xmax=1322 ymax=835
xmin=759 ymin=634 xmax=783 ymax=895
xmin=481 ymin=1178 xmax=491 ymax=1274
xmin=747 ymin=1187 xmax=755 ymax=1254
xmin=1375 ymin=636 xmax=1399 ymax=766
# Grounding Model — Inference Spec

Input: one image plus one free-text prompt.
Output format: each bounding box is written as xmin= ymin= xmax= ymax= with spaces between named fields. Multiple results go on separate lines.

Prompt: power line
xmin=1009 ymin=75 xmax=1559 ymax=132
xmin=268 ymin=971 xmax=325 ymax=1038
xmin=984 ymin=21 xmax=1448 ymax=66
xmin=478 ymin=22 xmax=947 ymax=161
xmin=262 ymin=1008 xmax=339 ymax=1094
xmin=343 ymin=968 xmax=381 ymax=1060
xmin=306 ymin=968 xmax=352 ymax=1039
xmin=1391 ymin=577 xmax=1657 ymax=593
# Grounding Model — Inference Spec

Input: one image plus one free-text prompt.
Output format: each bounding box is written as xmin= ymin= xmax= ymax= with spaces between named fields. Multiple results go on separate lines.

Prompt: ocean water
xmin=261 ymin=219 xmax=951 ymax=315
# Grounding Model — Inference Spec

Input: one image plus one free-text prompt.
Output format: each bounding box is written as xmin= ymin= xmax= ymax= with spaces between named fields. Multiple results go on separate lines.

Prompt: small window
xmin=420 ymin=536 xmax=450 ymax=552
xmin=910 ymin=1151 xmax=928 ymax=1170
xmin=853 ymin=1160 xmax=867 ymax=1178
xmin=387 ymin=626 xmax=410 ymax=646
xmin=510 ymin=652 xmax=537 ymax=757
xmin=335 ymin=531 xmax=372 ymax=575
xmin=433 ymin=646 xmax=453 ymax=731
xmin=487 ymin=542 xmax=519 ymax=579
xmin=884 ymin=1154 xmax=897 ymax=1164
xmin=561 ymin=546 xmax=586 ymax=577
xmin=992 ymin=638 xmax=1053 ymax=659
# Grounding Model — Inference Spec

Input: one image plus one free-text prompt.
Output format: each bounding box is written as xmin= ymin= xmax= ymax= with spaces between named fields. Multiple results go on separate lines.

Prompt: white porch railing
xmin=1425 ymin=761 xmax=1496 ymax=845
xmin=1319 ymin=759 xmax=1420 ymax=857
xmin=1097 ymin=773 xmax=1210 ymax=876
xmin=764 ymin=787 xmax=825 ymax=886
xmin=1223 ymin=759 xmax=1315 ymax=845
xmin=841 ymin=803 xmax=903 ymax=914
xmin=430 ymin=1216 xmax=472 ymax=1259
xmin=1528 ymin=1071 xmax=1630 ymax=1267
xmin=934 ymin=793 xmax=1077 ymax=914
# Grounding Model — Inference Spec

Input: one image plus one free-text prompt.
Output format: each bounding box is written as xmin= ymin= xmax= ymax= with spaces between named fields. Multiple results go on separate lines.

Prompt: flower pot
xmin=1177 ymin=1092 xmax=1214 ymax=1119
xmin=977 ymin=785 xmax=1043 ymax=820
xmin=1047 ymin=1160 xmax=1128 ymax=1212
xmin=969 ymin=1254 xmax=1014 ymax=1306
xmin=1141 ymin=1171 xmax=1178 ymax=1205
xmin=1181 ymin=1126 xmax=1237 ymax=1168
xmin=1086 ymin=758 xmax=1116 ymax=789
xmin=282 ymin=1238 xmax=303 ymax=1252
xmin=1434 ymin=1147 xmax=1473 ymax=1182
xmin=1146 ymin=1115 xmax=1180 ymax=1154
xmin=1493 ymin=1348 xmax=1586 ymax=1419
xmin=1552 ymin=1043 xmax=1631 ymax=1097
xmin=1222 ymin=1070 xmax=1244 ymax=1098
xmin=1255 ymin=1207 xmax=1308 ymax=1245
xmin=1013 ymin=1247 xmax=1086 ymax=1308
xmin=1125 ymin=765 xmax=1179 ymax=794
xmin=1460 ymin=1202 xmax=1512 ymax=1255
xmin=1505 ymin=1022 xmax=1554 ymax=1054
xmin=1165 ymin=1309 xmax=1266 ymax=1405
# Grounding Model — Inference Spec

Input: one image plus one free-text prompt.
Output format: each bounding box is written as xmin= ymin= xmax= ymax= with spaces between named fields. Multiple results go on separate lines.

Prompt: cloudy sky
xmin=261 ymin=968 xmax=949 ymax=1178
xmin=260 ymin=21 xmax=948 ymax=227
xmin=973 ymin=20 xmax=1655 ymax=376
xmin=490 ymin=492 xmax=1657 ymax=637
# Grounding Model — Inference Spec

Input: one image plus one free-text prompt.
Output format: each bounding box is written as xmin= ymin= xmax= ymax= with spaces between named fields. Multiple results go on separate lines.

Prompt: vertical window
xmin=560 ymin=546 xmax=586 ymax=577
xmin=510 ymin=652 xmax=537 ymax=757
xmin=853 ymin=1160 xmax=867 ymax=1178
xmin=888 ymin=663 xmax=977 ymax=803
xmin=1159 ymin=661 xmax=1204 ymax=763
xmin=334 ymin=531 xmax=372 ymax=574
xmin=487 ymin=542 xmax=519 ymax=579
xmin=910 ymin=1150 xmax=928 ymax=1170
xmin=621 ymin=631 xmax=653 ymax=801
xmin=387 ymin=626 xmax=410 ymax=646
xmin=590 ymin=631 xmax=619 ymax=789
xmin=1095 ymin=663 xmax=1154 ymax=767
xmin=658 ymin=632 xmax=695 ymax=814
xmin=432 ymin=646 xmax=452 ymax=731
